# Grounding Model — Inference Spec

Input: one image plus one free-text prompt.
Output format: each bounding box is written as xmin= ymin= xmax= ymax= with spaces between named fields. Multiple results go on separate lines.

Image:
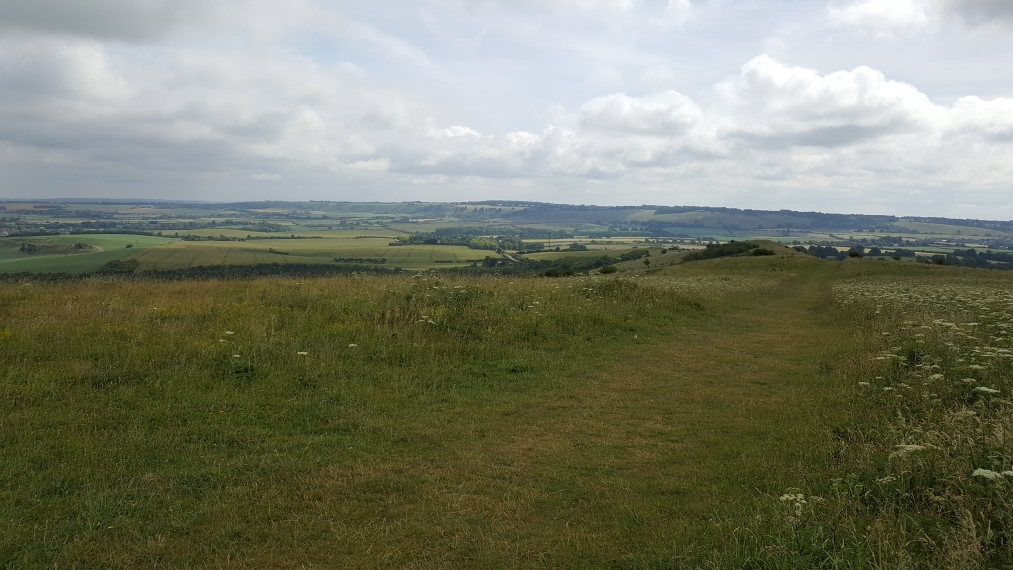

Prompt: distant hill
xmin=4 ymin=198 xmax=1012 ymax=239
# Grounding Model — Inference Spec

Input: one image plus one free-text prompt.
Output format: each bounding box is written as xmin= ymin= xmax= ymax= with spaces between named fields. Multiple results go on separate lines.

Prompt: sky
xmin=1 ymin=0 xmax=1012 ymax=218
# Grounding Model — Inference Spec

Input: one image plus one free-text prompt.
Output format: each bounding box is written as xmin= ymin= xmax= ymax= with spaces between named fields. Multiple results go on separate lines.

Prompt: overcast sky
xmin=1 ymin=0 xmax=1012 ymax=218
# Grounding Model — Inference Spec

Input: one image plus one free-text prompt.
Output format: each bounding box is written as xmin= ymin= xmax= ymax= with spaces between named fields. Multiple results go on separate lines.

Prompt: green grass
xmin=2 ymin=255 xmax=1010 ymax=568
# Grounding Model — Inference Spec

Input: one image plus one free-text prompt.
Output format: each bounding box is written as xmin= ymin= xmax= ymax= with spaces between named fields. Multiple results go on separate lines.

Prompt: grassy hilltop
xmin=2 ymin=247 xmax=1013 ymax=568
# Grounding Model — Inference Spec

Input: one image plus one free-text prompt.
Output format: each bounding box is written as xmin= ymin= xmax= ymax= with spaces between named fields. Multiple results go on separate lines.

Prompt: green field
xmin=0 ymin=235 xmax=177 ymax=273
xmin=132 ymin=239 xmax=486 ymax=270
xmin=4 ymin=253 xmax=1011 ymax=568
xmin=892 ymin=220 xmax=1012 ymax=238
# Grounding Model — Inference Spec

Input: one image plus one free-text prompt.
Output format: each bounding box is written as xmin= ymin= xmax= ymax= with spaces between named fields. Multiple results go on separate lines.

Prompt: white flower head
xmin=972 ymin=468 xmax=1004 ymax=480
xmin=889 ymin=444 xmax=930 ymax=460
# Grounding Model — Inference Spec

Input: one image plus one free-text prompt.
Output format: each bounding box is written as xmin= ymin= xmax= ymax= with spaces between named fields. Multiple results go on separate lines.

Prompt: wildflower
xmin=876 ymin=475 xmax=897 ymax=484
xmin=858 ymin=382 xmax=870 ymax=387
xmin=348 ymin=343 xmax=358 ymax=348
xmin=232 ymin=354 xmax=240 ymax=358
xmin=297 ymin=351 xmax=308 ymax=355
xmin=928 ymin=374 xmax=944 ymax=381
xmin=972 ymin=468 xmax=1004 ymax=480
xmin=889 ymin=444 xmax=930 ymax=460
xmin=225 ymin=331 xmax=235 ymax=335
xmin=974 ymin=386 xmax=1000 ymax=395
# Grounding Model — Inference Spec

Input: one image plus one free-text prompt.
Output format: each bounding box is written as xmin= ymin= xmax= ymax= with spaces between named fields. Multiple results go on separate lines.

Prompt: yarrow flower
xmin=889 ymin=444 xmax=931 ymax=460
xmin=974 ymin=386 xmax=1000 ymax=395
xmin=972 ymin=468 xmax=1004 ymax=480
xmin=296 ymin=351 xmax=308 ymax=356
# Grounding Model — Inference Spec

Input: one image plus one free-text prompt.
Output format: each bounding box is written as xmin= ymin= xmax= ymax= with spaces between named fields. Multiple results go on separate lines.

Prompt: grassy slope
xmin=0 ymin=254 xmax=849 ymax=568
xmin=0 ymin=235 xmax=177 ymax=273
xmin=892 ymin=220 xmax=1011 ymax=238
xmin=7 ymin=255 xmax=1002 ymax=567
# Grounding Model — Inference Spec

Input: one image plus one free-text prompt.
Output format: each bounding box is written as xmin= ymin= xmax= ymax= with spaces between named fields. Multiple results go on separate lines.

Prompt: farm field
xmin=4 ymin=200 xmax=1013 ymax=276
xmin=4 ymin=253 xmax=1011 ymax=568
xmin=0 ymin=234 xmax=177 ymax=273
xmin=131 ymin=239 xmax=485 ymax=270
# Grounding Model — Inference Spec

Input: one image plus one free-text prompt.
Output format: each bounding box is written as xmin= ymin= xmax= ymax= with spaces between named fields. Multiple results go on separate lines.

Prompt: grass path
xmin=227 ymin=265 xmax=853 ymax=568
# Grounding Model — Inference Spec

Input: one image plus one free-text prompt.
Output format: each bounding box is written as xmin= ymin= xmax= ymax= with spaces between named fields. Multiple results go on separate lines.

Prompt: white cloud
xmin=829 ymin=0 xmax=933 ymax=37
xmin=715 ymin=55 xmax=938 ymax=146
xmin=0 ymin=35 xmax=439 ymax=179
xmin=430 ymin=125 xmax=484 ymax=140
xmin=1 ymin=0 xmax=1012 ymax=217
xmin=829 ymin=0 xmax=1013 ymax=36
xmin=577 ymin=91 xmax=703 ymax=135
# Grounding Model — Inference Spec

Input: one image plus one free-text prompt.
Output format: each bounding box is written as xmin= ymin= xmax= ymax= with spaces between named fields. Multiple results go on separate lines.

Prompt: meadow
xmin=2 ymin=253 xmax=1012 ymax=568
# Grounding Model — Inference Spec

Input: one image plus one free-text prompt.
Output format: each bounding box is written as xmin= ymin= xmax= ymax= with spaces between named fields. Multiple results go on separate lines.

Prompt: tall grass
xmin=3 ymin=271 xmax=759 ymax=568
xmin=712 ymin=263 xmax=1013 ymax=569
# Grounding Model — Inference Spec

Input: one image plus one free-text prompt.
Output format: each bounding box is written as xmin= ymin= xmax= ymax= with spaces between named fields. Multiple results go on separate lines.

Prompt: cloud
xmin=937 ymin=0 xmax=1013 ymax=24
xmin=0 ymin=0 xmax=206 ymax=41
xmin=0 ymin=35 xmax=439 ymax=181
xmin=714 ymin=55 xmax=937 ymax=147
xmin=829 ymin=0 xmax=1013 ymax=36
xmin=0 ymin=0 xmax=313 ymax=42
xmin=577 ymin=91 xmax=703 ymax=135
xmin=1 ymin=0 xmax=1012 ymax=219
xmin=405 ymin=55 xmax=1013 ymax=204
xmin=828 ymin=0 xmax=933 ymax=36
xmin=945 ymin=96 xmax=1013 ymax=141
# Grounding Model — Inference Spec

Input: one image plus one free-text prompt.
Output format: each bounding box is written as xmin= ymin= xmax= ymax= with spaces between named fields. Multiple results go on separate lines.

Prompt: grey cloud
xmin=938 ymin=0 xmax=1013 ymax=25
xmin=0 ymin=0 xmax=210 ymax=41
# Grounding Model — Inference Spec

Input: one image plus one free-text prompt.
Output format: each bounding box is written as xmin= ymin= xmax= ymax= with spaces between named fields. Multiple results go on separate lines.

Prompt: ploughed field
xmin=2 ymin=255 xmax=1012 ymax=568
